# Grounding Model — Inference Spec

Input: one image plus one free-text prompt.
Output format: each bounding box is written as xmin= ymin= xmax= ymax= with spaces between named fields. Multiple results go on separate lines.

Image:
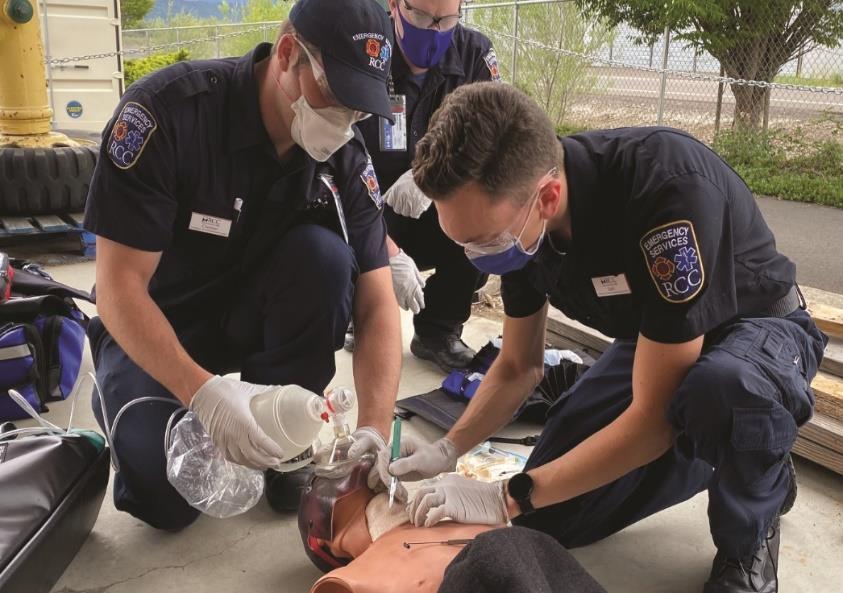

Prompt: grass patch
xmin=775 ymin=73 xmax=843 ymax=88
xmin=713 ymin=127 xmax=843 ymax=208
xmin=557 ymin=123 xmax=589 ymax=136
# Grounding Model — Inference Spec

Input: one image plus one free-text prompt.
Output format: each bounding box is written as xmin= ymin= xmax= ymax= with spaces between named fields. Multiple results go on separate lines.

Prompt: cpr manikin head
xmin=298 ymin=459 xmax=377 ymax=572
xmin=412 ymin=82 xmax=569 ymax=275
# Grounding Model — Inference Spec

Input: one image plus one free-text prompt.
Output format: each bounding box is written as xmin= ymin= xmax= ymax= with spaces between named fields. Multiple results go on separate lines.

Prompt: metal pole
xmin=176 ymin=28 xmax=180 ymax=48
xmin=263 ymin=25 xmax=269 ymax=42
xmin=692 ymin=48 xmax=698 ymax=73
xmin=216 ymin=25 xmax=221 ymax=58
xmin=762 ymin=87 xmax=771 ymax=132
xmin=608 ymin=39 xmax=613 ymax=63
xmin=511 ymin=0 xmax=520 ymax=85
xmin=714 ymin=64 xmax=725 ymax=135
xmin=146 ymin=30 xmax=151 ymax=55
xmin=657 ymin=26 xmax=670 ymax=125
xmin=649 ymin=41 xmax=654 ymax=68
xmin=795 ymin=42 xmax=804 ymax=78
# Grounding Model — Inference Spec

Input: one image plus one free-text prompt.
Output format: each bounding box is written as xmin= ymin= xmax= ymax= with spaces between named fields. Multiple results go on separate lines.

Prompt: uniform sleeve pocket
xmin=731 ymin=406 xmax=797 ymax=452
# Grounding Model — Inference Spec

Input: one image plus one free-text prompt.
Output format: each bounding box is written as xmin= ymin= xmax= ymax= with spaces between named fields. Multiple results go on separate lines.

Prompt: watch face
xmin=508 ymin=472 xmax=533 ymax=499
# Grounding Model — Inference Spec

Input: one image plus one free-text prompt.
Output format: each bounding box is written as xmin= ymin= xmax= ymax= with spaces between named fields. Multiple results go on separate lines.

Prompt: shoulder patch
xmin=640 ymin=220 xmax=704 ymax=303
xmin=360 ymin=155 xmax=383 ymax=209
xmin=107 ymin=101 xmax=158 ymax=170
xmin=484 ymin=48 xmax=502 ymax=82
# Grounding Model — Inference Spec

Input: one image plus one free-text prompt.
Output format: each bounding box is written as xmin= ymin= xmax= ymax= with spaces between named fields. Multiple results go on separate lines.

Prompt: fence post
xmin=649 ymin=41 xmax=654 ymax=68
xmin=692 ymin=48 xmax=698 ymax=73
xmin=176 ymin=28 xmax=180 ymax=49
xmin=511 ymin=0 xmax=520 ymax=85
xmin=215 ymin=25 xmax=221 ymax=58
xmin=657 ymin=26 xmax=670 ymax=125
xmin=263 ymin=25 xmax=269 ymax=42
xmin=608 ymin=38 xmax=613 ymax=63
xmin=762 ymin=87 xmax=771 ymax=132
xmin=795 ymin=42 xmax=805 ymax=78
xmin=145 ymin=30 xmax=151 ymax=55
xmin=714 ymin=65 xmax=725 ymax=135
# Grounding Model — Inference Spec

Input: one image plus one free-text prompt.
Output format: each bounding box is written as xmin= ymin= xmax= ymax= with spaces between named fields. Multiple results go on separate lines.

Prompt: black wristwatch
xmin=506 ymin=472 xmax=535 ymax=516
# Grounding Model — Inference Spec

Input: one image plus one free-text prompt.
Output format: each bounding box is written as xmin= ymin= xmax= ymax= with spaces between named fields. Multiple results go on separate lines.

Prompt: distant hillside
xmin=147 ymin=0 xmax=243 ymax=20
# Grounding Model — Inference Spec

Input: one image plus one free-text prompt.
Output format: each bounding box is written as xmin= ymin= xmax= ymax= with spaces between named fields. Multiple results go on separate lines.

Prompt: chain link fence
xmin=463 ymin=0 xmax=843 ymax=143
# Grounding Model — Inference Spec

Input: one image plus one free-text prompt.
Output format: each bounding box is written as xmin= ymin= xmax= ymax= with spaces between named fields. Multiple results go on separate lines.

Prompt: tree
xmin=575 ymin=1 xmax=843 ymax=129
xmin=121 ymin=0 xmax=155 ymax=27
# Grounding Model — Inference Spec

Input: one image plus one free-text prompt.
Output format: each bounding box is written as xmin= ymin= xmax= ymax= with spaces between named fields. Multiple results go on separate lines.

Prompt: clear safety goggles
xmin=295 ymin=38 xmax=371 ymax=123
xmin=457 ymin=167 xmax=557 ymax=258
xmin=401 ymin=0 xmax=462 ymax=31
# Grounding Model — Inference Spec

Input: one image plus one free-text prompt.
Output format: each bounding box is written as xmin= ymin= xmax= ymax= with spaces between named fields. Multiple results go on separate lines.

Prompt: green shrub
xmin=124 ymin=50 xmax=190 ymax=86
xmin=714 ymin=128 xmax=843 ymax=208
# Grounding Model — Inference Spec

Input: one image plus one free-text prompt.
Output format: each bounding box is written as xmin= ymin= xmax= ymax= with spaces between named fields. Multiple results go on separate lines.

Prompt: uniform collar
xmin=228 ymin=43 xmax=274 ymax=153
xmin=557 ymin=135 xmax=601 ymax=253
xmin=391 ymin=23 xmax=466 ymax=82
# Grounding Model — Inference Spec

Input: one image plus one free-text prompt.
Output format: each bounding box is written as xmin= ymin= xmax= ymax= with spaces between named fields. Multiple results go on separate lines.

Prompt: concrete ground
xmin=6 ymin=261 xmax=840 ymax=593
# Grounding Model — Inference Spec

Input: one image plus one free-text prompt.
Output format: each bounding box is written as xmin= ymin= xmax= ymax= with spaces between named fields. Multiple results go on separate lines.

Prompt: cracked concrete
xmin=9 ymin=261 xmax=840 ymax=593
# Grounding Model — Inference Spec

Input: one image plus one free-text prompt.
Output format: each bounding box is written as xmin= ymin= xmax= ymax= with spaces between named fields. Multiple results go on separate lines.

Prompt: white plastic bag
xmin=166 ymin=411 xmax=264 ymax=519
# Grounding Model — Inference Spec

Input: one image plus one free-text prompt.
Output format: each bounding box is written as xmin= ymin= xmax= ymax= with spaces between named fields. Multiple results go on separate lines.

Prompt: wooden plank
xmin=793 ymin=435 xmax=843 ymax=476
xmin=812 ymin=372 xmax=843 ymax=424
xmin=66 ymin=212 xmax=85 ymax=227
xmin=820 ymin=338 xmax=843 ymax=378
xmin=798 ymin=414 xmax=843 ymax=453
xmin=808 ymin=303 xmax=843 ymax=340
xmin=0 ymin=216 xmax=37 ymax=234
xmin=546 ymin=309 xmax=612 ymax=354
xmin=33 ymin=215 xmax=72 ymax=232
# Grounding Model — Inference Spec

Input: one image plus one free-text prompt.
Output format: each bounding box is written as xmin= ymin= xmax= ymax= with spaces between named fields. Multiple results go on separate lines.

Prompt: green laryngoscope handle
xmin=390 ymin=417 xmax=401 ymax=462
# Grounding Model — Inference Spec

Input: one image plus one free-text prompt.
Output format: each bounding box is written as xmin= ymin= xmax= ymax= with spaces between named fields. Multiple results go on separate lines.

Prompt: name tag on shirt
xmin=189 ymin=212 xmax=231 ymax=238
xmin=592 ymin=274 xmax=632 ymax=297
xmin=380 ymin=94 xmax=407 ymax=152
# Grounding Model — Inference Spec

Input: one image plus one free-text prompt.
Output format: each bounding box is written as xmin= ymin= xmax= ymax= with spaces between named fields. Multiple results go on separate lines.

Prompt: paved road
xmin=756 ymin=196 xmax=843 ymax=294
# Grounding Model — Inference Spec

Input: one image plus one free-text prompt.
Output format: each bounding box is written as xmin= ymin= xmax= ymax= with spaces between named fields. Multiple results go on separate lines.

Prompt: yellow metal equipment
xmin=0 ymin=0 xmax=83 ymax=147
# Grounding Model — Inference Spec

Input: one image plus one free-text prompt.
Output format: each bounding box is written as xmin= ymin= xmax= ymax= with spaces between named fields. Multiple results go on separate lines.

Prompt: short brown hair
xmin=413 ymin=82 xmax=564 ymax=203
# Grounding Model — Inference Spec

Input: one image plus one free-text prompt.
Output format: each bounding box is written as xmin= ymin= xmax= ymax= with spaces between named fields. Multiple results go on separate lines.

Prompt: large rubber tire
xmin=0 ymin=145 xmax=98 ymax=215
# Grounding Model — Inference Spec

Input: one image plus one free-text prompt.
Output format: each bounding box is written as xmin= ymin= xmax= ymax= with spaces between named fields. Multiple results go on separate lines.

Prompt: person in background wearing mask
xmin=83 ymin=0 xmax=402 ymax=531
xmin=347 ymin=0 xmax=502 ymax=372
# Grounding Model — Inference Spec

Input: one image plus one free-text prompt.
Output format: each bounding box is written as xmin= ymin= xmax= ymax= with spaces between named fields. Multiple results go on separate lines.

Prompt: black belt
xmin=761 ymin=285 xmax=803 ymax=317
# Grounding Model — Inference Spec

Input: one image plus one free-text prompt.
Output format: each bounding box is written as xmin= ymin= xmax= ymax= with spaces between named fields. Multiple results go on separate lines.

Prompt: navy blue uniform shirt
xmin=357 ymin=24 xmax=500 ymax=192
xmin=502 ymin=127 xmax=796 ymax=344
xmin=85 ymin=43 xmax=388 ymax=321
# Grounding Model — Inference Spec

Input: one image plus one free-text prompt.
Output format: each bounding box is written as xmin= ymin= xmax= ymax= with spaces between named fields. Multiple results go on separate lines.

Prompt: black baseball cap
xmin=290 ymin=0 xmax=394 ymax=122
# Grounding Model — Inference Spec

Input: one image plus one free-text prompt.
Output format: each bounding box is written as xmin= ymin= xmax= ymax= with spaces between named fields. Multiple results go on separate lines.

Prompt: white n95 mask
xmin=290 ymin=95 xmax=357 ymax=162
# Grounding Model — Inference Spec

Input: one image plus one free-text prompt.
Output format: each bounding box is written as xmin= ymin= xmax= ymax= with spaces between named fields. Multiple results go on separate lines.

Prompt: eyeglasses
xmin=458 ymin=168 xmax=558 ymax=257
xmin=295 ymin=38 xmax=371 ymax=122
xmin=401 ymin=0 xmax=462 ymax=31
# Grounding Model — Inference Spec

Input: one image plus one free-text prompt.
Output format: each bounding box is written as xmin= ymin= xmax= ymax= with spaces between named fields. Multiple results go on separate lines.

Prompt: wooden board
xmin=793 ymin=435 xmax=843 ymax=476
xmin=809 ymin=303 xmax=843 ymax=340
xmin=0 ymin=217 xmax=37 ymax=235
xmin=812 ymin=372 xmax=843 ymax=424
xmin=546 ymin=309 xmax=612 ymax=353
xmin=33 ymin=215 xmax=72 ymax=232
xmin=820 ymin=338 xmax=843 ymax=378
xmin=798 ymin=414 xmax=843 ymax=453
xmin=66 ymin=212 xmax=85 ymax=226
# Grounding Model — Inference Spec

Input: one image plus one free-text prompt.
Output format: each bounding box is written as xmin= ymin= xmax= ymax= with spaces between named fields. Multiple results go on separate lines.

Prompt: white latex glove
xmin=348 ymin=426 xmax=387 ymax=461
xmin=390 ymin=250 xmax=426 ymax=314
xmin=384 ymin=169 xmax=432 ymax=219
xmin=189 ymin=375 xmax=285 ymax=470
xmin=409 ymin=474 xmax=508 ymax=527
xmin=372 ymin=434 xmax=458 ymax=486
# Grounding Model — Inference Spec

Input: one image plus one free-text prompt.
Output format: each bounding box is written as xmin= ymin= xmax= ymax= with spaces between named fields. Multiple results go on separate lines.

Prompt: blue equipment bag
xmin=0 ymin=261 xmax=92 ymax=422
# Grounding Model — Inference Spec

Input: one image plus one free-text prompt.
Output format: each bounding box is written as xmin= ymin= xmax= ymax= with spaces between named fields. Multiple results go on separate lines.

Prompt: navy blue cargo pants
xmin=513 ymin=309 xmax=826 ymax=558
xmin=88 ymin=225 xmax=357 ymax=531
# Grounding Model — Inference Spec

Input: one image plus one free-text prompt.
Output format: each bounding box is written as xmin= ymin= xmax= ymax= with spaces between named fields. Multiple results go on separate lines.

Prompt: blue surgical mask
xmin=461 ymin=168 xmax=557 ymax=275
xmin=395 ymin=6 xmax=454 ymax=69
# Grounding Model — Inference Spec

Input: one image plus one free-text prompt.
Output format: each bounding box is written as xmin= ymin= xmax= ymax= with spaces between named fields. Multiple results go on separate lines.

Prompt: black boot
xmin=410 ymin=333 xmax=476 ymax=372
xmin=265 ymin=465 xmax=315 ymax=513
xmin=703 ymin=520 xmax=780 ymax=593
